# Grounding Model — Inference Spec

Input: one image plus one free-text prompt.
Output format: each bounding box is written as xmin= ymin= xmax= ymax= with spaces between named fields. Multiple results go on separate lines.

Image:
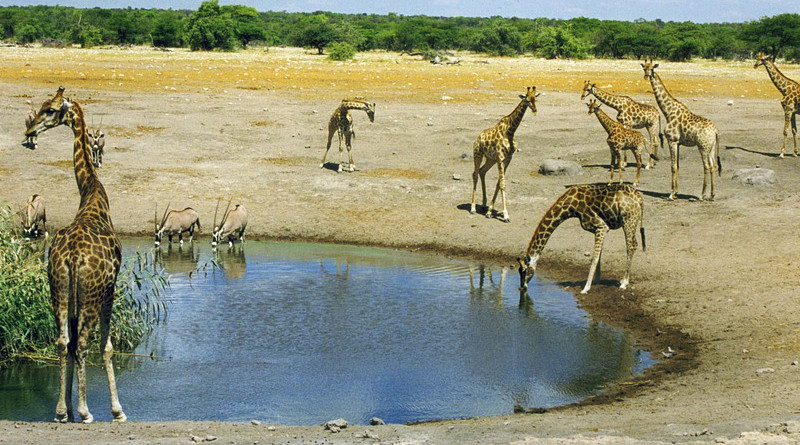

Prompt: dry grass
xmin=106 ymin=124 xmax=165 ymax=138
xmin=39 ymin=160 xmax=72 ymax=169
xmin=362 ymin=168 xmax=429 ymax=180
xmin=1 ymin=46 xmax=791 ymax=105
xmin=256 ymin=156 xmax=312 ymax=166
xmin=251 ymin=120 xmax=281 ymax=127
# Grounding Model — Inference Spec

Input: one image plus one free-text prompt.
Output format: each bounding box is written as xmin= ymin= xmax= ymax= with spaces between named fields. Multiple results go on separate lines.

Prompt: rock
xmin=731 ymin=168 xmax=777 ymax=187
xmin=369 ymin=417 xmax=385 ymax=425
xmin=727 ymin=100 xmax=734 ymax=106
xmin=538 ymin=159 xmax=583 ymax=176
xmin=250 ymin=420 xmax=261 ymax=426
xmin=452 ymin=174 xmax=461 ymax=180
xmin=756 ymin=367 xmax=775 ymax=376
xmin=324 ymin=418 xmax=348 ymax=432
xmin=441 ymin=95 xmax=453 ymax=101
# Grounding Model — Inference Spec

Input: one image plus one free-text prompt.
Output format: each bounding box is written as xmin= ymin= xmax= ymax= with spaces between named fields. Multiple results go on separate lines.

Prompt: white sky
xmin=2 ymin=0 xmax=799 ymax=23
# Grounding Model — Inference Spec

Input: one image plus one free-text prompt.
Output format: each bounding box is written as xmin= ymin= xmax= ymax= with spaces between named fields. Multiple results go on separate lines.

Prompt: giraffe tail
xmin=716 ymin=131 xmax=722 ymax=175
xmin=639 ymin=198 xmax=646 ymax=252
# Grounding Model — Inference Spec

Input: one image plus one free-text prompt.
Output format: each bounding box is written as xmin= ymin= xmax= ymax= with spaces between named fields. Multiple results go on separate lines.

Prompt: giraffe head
xmin=640 ymin=59 xmax=659 ymax=80
xmin=365 ymin=102 xmax=376 ymax=123
xmin=753 ymin=51 xmax=772 ymax=69
xmin=586 ymin=98 xmax=601 ymax=115
xmin=23 ymin=86 xmax=72 ymax=149
xmin=519 ymin=86 xmax=539 ymax=115
xmin=516 ymin=253 xmax=539 ymax=294
xmin=580 ymin=80 xmax=595 ymax=100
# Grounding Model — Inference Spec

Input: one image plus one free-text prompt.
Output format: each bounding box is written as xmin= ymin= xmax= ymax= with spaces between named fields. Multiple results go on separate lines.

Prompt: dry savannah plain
xmin=2 ymin=46 xmax=800 ymax=445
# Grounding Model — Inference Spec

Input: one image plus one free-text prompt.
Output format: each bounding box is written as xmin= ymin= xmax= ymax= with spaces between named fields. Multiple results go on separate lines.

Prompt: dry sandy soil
xmin=2 ymin=46 xmax=800 ymax=444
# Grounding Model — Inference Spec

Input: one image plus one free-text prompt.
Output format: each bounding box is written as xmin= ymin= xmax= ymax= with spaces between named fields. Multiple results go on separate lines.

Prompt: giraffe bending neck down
xmin=754 ymin=51 xmax=800 ymax=158
xmin=581 ymin=80 xmax=662 ymax=167
xmin=517 ymin=183 xmax=645 ymax=300
xmin=587 ymin=99 xmax=647 ymax=187
xmin=24 ymin=87 xmax=125 ymax=424
xmin=320 ymin=99 xmax=376 ymax=172
xmin=641 ymin=60 xmax=721 ymax=201
xmin=470 ymin=86 xmax=539 ymax=223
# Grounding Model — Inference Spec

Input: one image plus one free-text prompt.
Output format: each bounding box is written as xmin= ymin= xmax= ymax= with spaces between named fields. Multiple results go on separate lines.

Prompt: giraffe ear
xmin=519 ymin=94 xmax=526 ymax=100
xmin=653 ymin=63 xmax=659 ymax=69
xmin=535 ymin=92 xmax=541 ymax=97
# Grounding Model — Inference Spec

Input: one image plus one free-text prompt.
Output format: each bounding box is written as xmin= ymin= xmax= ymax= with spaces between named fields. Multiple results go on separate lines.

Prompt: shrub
xmin=328 ymin=41 xmax=356 ymax=60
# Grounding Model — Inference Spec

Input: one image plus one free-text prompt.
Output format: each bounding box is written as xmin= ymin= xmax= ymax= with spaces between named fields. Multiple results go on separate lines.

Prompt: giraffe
xmin=754 ymin=51 xmax=800 ymax=158
xmin=23 ymin=87 xmax=126 ymax=424
xmin=586 ymin=99 xmax=647 ymax=187
xmin=470 ymin=86 xmax=539 ymax=223
xmin=320 ymin=99 xmax=376 ymax=172
xmin=517 ymin=183 xmax=645 ymax=298
xmin=641 ymin=60 xmax=721 ymax=201
xmin=581 ymin=80 xmax=662 ymax=167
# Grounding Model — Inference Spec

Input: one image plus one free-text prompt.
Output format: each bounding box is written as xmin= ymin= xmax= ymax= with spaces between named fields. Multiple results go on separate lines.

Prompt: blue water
xmin=0 ymin=240 xmax=654 ymax=425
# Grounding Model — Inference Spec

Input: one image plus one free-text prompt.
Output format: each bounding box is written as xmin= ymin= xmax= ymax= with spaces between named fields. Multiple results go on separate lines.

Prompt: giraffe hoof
xmin=54 ymin=414 xmax=68 ymax=423
xmin=113 ymin=412 xmax=127 ymax=423
xmin=779 ymin=154 xmax=785 ymax=159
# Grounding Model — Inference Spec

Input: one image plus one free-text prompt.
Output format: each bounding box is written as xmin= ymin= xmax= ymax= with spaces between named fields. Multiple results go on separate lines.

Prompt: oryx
xmin=88 ymin=128 xmax=105 ymax=168
xmin=154 ymin=203 xmax=201 ymax=247
xmin=211 ymin=199 xmax=247 ymax=248
xmin=21 ymin=194 xmax=48 ymax=240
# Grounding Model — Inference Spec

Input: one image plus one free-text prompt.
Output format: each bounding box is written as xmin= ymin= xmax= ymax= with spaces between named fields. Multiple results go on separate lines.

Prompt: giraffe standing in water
xmin=517 ymin=183 xmax=645 ymax=297
xmin=470 ymin=86 xmax=539 ymax=223
xmin=754 ymin=51 xmax=800 ymax=158
xmin=641 ymin=60 xmax=720 ymax=201
xmin=320 ymin=99 xmax=376 ymax=172
xmin=24 ymin=87 xmax=126 ymax=424
xmin=581 ymin=80 xmax=662 ymax=167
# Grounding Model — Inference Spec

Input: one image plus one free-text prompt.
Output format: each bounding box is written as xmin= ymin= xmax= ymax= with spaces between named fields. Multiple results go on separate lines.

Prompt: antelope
xmin=211 ymin=200 xmax=247 ymax=248
xmin=154 ymin=203 xmax=201 ymax=247
xmin=88 ymin=128 xmax=105 ymax=168
xmin=20 ymin=194 xmax=48 ymax=240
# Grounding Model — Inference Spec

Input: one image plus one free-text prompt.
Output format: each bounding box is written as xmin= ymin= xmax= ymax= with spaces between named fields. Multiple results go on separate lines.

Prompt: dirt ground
xmin=2 ymin=46 xmax=800 ymax=444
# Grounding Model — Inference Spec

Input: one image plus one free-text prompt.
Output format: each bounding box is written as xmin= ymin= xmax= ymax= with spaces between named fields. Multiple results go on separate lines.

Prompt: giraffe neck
xmin=69 ymin=102 xmax=110 ymax=217
xmin=592 ymin=107 xmax=618 ymax=134
xmin=649 ymin=72 xmax=687 ymax=118
xmin=525 ymin=197 xmax=575 ymax=260
xmin=762 ymin=60 xmax=798 ymax=96
xmin=590 ymin=86 xmax=627 ymax=111
xmin=498 ymin=98 xmax=529 ymax=137
xmin=340 ymin=100 xmax=371 ymax=113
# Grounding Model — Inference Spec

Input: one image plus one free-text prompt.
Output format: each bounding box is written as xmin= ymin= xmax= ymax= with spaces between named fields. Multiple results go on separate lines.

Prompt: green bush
xmin=328 ymin=41 xmax=357 ymax=60
xmin=0 ymin=206 xmax=168 ymax=363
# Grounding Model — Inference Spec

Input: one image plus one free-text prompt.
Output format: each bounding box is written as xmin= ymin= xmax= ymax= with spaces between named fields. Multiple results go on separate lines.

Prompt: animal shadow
xmin=638 ymin=188 xmax=699 ymax=201
xmin=457 ymin=203 xmax=507 ymax=221
xmin=725 ymin=145 xmax=781 ymax=158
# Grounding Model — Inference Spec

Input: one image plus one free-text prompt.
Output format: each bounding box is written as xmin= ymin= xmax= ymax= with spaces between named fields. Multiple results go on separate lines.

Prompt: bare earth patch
xmin=3 ymin=46 xmax=800 ymax=444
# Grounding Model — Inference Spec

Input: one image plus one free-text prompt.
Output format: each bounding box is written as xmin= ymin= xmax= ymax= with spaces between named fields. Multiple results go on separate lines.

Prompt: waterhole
xmin=0 ymin=240 xmax=654 ymax=424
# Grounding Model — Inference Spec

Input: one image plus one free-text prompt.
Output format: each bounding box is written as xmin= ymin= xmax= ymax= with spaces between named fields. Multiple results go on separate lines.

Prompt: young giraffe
xmin=641 ymin=60 xmax=721 ymax=201
xmin=581 ymin=80 xmax=662 ymax=167
xmin=517 ymin=183 xmax=645 ymax=297
xmin=470 ymin=86 xmax=539 ymax=223
xmin=24 ymin=87 xmax=126 ymax=424
xmin=754 ymin=51 xmax=800 ymax=158
xmin=320 ymin=98 xmax=376 ymax=172
xmin=586 ymin=99 xmax=647 ymax=187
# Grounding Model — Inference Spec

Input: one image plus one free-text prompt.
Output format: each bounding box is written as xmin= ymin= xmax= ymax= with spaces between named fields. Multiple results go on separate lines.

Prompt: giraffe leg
xmin=100 ymin=288 xmax=126 ymax=422
xmin=582 ymin=227 xmax=608 ymax=294
xmin=792 ymin=112 xmax=798 ymax=157
xmin=320 ymin=127 xmax=336 ymax=168
xmin=668 ymin=142 xmax=679 ymax=200
xmin=621 ymin=150 xmax=628 ymax=171
xmin=470 ymin=153 xmax=483 ymax=214
xmin=54 ymin=309 xmax=71 ymax=423
xmin=620 ymin=219 xmax=639 ymax=290
xmin=478 ymin=159 xmax=496 ymax=216
xmin=494 ymin=159 xmax=512 ymax=222
xmin=633 ymin=149 xmax=643 ymax=187
xmin=700 ymin=147 xmax=712 ymax=201
xmin=645 ymin=123 xmax=658 ymax=168
xmin=345 ymin=131 xmax=355 ymax=172
xmin=608 ymin=147 xmax=617 ymax=185
xmin=75 ymin=323 xmax=94 ymax=424
xmin=337 ymin=130 xmax=345 ymax=173
xmin=781 ymin=107 xmax=792 ymax=158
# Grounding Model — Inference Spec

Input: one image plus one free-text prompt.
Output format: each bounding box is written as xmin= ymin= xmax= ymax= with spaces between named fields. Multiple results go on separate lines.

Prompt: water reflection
xmin=155 ymin=244 xmax=199 ymax=277
xmin=0 ymin=240 xmax=653 ymax=425
xmin=212 ymin=245 xmax=247 ymax=279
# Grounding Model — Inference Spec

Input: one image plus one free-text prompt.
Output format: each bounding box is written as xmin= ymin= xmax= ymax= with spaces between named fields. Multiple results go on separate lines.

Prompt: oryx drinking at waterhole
xmin=154 ymin=203 xmax=201 ymax=247
xmin=21 ymin=194 xmax=48 ymax=240
xmin=211 ymin=199 xmax=247 ymax=249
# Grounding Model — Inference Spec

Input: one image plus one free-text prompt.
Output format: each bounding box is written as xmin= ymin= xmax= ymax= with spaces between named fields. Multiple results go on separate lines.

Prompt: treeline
xmin=1 ymin=1 xmax=799 ymax=62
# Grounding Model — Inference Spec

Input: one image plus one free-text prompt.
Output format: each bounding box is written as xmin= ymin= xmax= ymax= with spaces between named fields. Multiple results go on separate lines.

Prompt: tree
xmin=185 ymin=0 xmax=236 ymax=51
xmin=741 ymin=14 xmax=800 ymax=58
xmin=151 ymin=12 xmax=182 ymax=47
xmin=471 ymin=21 xmax=523 ymax=56
xmin=291 ymin=14 xmax=340 ymax=54
xmin=222 ymin=4 xmax=266 ymax=47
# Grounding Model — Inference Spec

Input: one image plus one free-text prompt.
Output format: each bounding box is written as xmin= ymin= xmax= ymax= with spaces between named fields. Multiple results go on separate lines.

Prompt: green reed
xmin=0 ymin=206 xmax=169 ymax=364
